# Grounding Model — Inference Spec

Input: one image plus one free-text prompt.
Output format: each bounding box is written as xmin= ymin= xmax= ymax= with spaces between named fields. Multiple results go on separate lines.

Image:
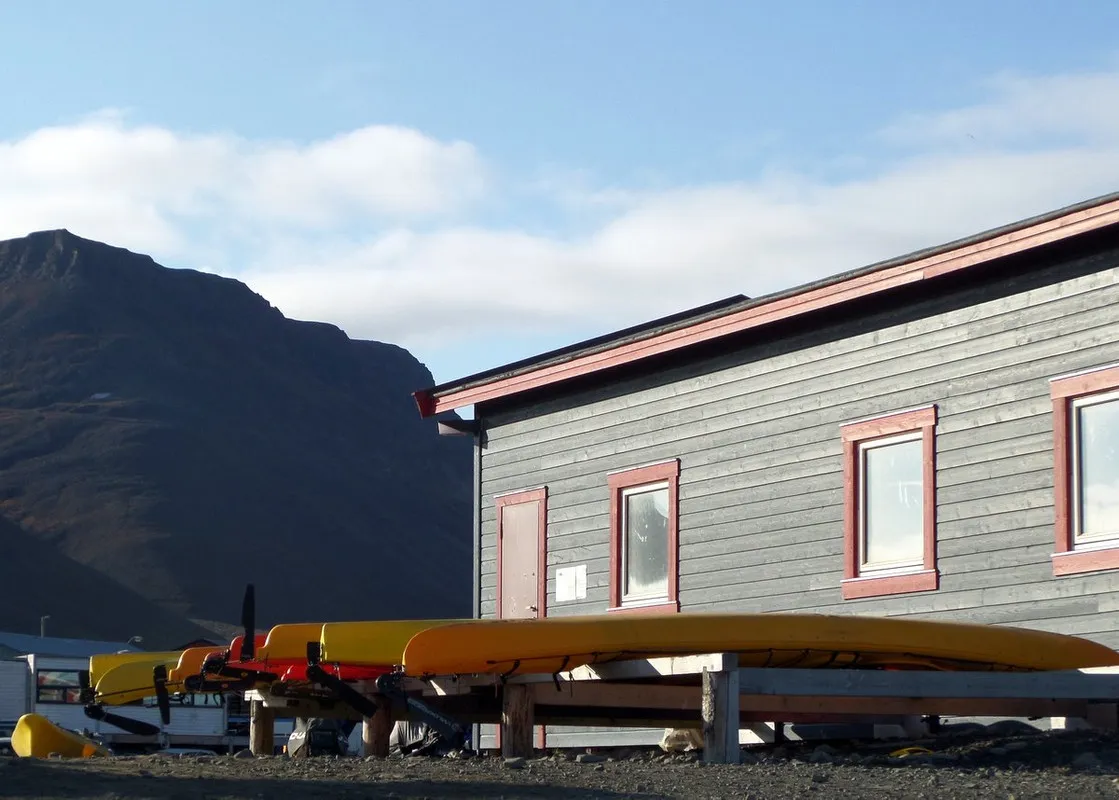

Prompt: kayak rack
xmin=243 ymin=655 xmax=1119 ymax=763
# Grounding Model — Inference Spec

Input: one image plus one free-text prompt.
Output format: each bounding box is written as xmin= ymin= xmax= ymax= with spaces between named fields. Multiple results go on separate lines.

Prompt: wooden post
xmin=363 ymin=695 xmax=393 ymax=757
xmin=1086 ymin=703 xmax=1119 ymax=730
xmin=249 ymin=699 xmax=275 ymax=756
xmin=900 ymin=715 xmax=929 ymax=738
xmin=501 ymin=683 xmax=534 ymax=758
xmin=701 ymin=655 xmax=739 ymax=765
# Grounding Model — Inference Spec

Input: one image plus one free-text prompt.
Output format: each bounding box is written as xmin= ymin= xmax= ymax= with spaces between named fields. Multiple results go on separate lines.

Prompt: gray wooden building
xmin=414 ymin=192 xmax=1119 ymax=745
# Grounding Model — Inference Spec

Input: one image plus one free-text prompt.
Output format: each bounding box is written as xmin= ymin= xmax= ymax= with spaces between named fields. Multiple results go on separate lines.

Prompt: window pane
xmin=863 ymin=438 xmax=924 ymax=568
xmin=624 ymin=487 xmax=669 ymax=599
xmin=35 ymin=671 xmax=82 ymax=704
xmin=37 ymin=670 xmax=80 ymax=688
xmin=1077 ymin=399 xmax=1119 ymax=538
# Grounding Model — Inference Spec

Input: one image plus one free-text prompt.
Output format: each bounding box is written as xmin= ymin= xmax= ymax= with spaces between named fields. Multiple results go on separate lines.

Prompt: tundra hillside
xmin=0 ymin=230 xmax=472 ymax=647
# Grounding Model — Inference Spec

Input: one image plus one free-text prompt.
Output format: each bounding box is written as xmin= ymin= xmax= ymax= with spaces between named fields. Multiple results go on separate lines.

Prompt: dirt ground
xmin=6 ymin=727 xmax=1119 ymax=799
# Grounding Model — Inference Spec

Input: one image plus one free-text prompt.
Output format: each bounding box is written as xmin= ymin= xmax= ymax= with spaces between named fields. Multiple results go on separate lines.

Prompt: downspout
xmin=472 ymin=422 xmax=482 ymax=621
xmin=471 ymin=420 xmax=483 ymax=753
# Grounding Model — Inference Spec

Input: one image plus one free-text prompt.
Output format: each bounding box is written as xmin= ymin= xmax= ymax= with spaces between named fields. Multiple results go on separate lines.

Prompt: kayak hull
xmin=94 ymin=657 xmax=181 ymax=706
xmin=256 ymin=623 xmax=327 ymax=663
xmin=89 ymin=650 xmax=181 ymax=689
xmin=400 ymin=612 xmax=1119 ymax=677
xmin=318 ymin=619 xmax=466 ymax=666
xmin=167 ymin=645 xmax=226 ymax=684
xmin=10 ymin=713 xmax=108 ymax=759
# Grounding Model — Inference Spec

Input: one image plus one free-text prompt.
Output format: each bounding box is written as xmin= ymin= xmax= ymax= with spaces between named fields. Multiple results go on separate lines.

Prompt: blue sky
xmin=2 ymin=1 xmax=1118 ymax=389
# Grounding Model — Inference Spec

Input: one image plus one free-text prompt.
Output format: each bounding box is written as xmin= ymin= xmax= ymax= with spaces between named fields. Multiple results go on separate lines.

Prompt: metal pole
xmin=40 ymin=615 xmax=50 ymax=638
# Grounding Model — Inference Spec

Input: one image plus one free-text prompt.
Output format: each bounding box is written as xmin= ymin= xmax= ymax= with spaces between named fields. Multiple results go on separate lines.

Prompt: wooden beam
xmin=501 ymin=683 xmax=534 ymax=758
xmin=569 ymin=653 xmax=736 ymax=681
xmin=702 ymin=657 xmax=739 ymax=765
xmin=426 ymin=689 xmax=1083 ymax=727
xmin=244 ymin=693 xmax=361 ymax=720
xmin=248 ymin=699 xmax=275 ymax=756
xmin=502 ymin=653 xmax=735 ymax=684
xmin=531 ymin=681 xmax=699 ymax=710
xmin=533 ymin=713 xmax=703 ymax=728
xmin=736 ymin=667 xmax=1119 ymax=700
xmin=740 ymin=694 xmax=1090 ymax=719
xmin=425 ymin=677 xmax=476 ymax=696
xmin=530 ymin=709 xmax=917 ymax=727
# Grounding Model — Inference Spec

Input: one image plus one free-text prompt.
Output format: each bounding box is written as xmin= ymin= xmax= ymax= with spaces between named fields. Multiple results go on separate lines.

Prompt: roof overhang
xmin=414 ymin=192 xmax=1119 ymax=418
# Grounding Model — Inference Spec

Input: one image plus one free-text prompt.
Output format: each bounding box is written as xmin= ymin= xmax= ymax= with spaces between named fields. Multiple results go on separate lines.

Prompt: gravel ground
xmin=6 ymin=727 xmax=1119 ymax=799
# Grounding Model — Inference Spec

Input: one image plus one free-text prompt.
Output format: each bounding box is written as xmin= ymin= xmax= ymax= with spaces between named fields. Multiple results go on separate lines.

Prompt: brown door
xmin=496 ymin=488 xmax=546 ymax=619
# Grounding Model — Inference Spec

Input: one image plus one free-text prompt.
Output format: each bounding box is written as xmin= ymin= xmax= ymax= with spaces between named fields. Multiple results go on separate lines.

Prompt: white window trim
xmin=857 ymin=430 xmax=925 ymax=576
xmin=1070 ymin=388 xmax=1119 ymax=547
xmin=620 ymin=480 xmax=670 ymax=605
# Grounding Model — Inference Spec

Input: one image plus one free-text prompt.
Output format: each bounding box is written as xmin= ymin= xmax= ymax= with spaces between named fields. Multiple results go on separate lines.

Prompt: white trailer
xmin=0 ymin=654 xmax=291 ymax=752
xmin=0 ymin=659 xmax=28 ymax=735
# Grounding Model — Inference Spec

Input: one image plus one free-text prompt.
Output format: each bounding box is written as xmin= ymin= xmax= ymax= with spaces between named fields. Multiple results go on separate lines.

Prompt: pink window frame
xmin=840 ymin=406 xmax=939 ymax=600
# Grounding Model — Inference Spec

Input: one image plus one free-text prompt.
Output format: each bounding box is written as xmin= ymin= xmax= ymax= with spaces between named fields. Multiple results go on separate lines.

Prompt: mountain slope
xmin=0 ymin=230 xmax=473 ymax=642
xmin=0 ymin=514 xmax=215 ymax=647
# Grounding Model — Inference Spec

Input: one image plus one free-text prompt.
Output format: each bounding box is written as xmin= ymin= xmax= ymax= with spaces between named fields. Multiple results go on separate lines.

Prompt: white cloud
xmin=239 ymin=126 xmax=487 ymax=227
xmin=880 ymin=69 xmax=1119 ymax=149
xmin=244 ymin=148 xmax=1119 ymax=350
xmin=1 ymin=67 xmax=1118 ymax=368
xmin=0 ymin=111 xmax=485 ymax=253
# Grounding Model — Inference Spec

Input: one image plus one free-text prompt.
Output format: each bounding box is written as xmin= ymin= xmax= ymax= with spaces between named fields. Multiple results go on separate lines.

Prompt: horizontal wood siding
xmin=477 ymin=247 xmax=1119 ymax=648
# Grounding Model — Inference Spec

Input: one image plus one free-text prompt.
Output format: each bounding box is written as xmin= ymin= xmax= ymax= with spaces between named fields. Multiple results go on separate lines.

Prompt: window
xmin=35 ymin=669 xmax=83 ymax=704
xmin=840 ymin=406 xmax=939 ymax=599
xmin=1050 ymin=364 xmax=1119 ymax=575
xmin=608 ymin=459 xmax=680 ymax=613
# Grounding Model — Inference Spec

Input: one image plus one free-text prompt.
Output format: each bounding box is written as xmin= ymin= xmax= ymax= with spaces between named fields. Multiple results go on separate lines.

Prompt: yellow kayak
xmin=10 ymin=713 xmax=109 ymax=759
xmin=318 ymin=619 xmax=465 ymax=665
xmin=256 ymin=623 xmax=326 ymax=663
xmin=167 ymin=644 xmax=227 ymax=684
xmin=94 ymin=656 xmax=181 ymax=705
xmin=400 ymin=612 xmax=1119 ymax=677
xmin=89 ymin=650 xmax=181 ymax=688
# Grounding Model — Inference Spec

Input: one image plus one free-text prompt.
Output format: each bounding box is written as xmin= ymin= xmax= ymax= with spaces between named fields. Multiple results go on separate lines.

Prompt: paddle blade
xmin=306 ymin=663 xmax=378 ymax=718
xmin=84 ymin=703 xmax=161 ymax=737
xmin=105 ymin=711 xmax=161 ymax=738
xmin=240 ymin=584 xmax=256 ymax=661
xmin=78 ymin=669 xmax=94 ymax=703
xmin=153 ymin=664 xmax=171 ymax=726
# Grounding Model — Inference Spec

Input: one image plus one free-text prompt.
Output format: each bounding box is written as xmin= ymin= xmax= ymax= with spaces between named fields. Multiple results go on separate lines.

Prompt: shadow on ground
xmin=0 ymin=758 xmax=667 ymax=800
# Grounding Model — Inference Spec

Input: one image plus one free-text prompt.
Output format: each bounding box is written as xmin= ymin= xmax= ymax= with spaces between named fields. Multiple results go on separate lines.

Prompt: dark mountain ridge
xmin=0 ymin=230 xmax=473 ymax=647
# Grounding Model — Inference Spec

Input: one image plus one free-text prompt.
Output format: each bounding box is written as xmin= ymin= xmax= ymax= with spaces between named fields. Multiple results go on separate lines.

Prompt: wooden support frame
xmin=361 ymin=679 xmax=393 ymax=758
xmin=735 ymin=666 xmax=1119 ymax=700
xmin=248 ymin=699 xmax=274 ymax=756
xmin=702 ymin=655 xmax=739 ymax=764
xmin=529 ymin=681 xmax=699 ymax=709
xmin=361 ymin=698 xmax=393 ymax=758
xmin=508 ymin=652 xmax=736 ymax=683
xmin=501 ymin=683 xmax=534 ymax=758
xmin=245 ymin=690 xmax=362 ymax=720
xmin=243 ymin=657 xmax=1119 ymax=763
xmin=741 ymin=694 xmax=1090 ymax=718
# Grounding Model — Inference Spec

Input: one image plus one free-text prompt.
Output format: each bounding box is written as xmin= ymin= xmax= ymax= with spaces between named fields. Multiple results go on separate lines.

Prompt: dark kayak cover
xmin=287 ymin=717 xmax=356 ymax=758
